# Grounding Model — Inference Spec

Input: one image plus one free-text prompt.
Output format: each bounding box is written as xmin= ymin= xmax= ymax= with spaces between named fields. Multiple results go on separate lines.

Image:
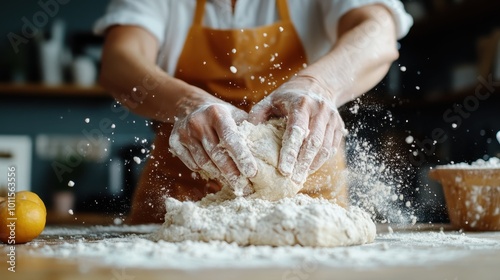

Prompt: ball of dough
xmin=238 ymin=119 xmax=302 ymax=200
xmin=197 ymin=119 xmax=303 ymax=200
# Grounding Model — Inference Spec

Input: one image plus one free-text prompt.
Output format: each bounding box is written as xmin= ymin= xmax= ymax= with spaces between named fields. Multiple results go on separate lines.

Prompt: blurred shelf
xmin=358 ymin=85 xmax=500 ymax=110
xmin=420 ymin=85 xmax=500 ymax=105
xmin=0 ymin=83 xmax=110 ymax=97
xmin=403 ymin=0 xmax=500 ymax=45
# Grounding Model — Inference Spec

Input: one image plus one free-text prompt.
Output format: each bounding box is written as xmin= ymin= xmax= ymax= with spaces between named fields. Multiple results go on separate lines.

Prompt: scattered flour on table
xmin=153 ymin=194 xmax=376 ymax=247
xmin=24 ymin=226 xmax=500 ymax=270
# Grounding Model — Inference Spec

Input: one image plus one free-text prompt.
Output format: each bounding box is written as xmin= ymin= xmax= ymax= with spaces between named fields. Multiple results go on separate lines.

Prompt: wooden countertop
xmin=1 ymin=224 xmax=500 ymax=280
xmin=46 ymin=211 xmax=121 ymax=225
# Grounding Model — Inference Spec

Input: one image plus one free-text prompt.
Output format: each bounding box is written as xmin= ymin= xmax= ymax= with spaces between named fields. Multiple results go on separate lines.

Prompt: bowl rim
xmin=428 ymin=167 xmax=500 ymax=182
xmin=433 ymin=165 xmax=500 ymax=170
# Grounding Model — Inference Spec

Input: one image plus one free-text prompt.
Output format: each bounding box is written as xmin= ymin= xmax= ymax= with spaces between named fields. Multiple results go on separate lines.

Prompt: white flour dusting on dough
xmin=241 ymin=119 xmax=302 ymax=200
xmin=199 ymin=119 xmax=301 ymax=199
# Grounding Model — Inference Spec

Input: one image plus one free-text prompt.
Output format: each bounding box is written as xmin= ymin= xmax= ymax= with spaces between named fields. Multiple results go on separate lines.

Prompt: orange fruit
xmin=15 ymin=191 xmax=47 ymax=214
xmin=0 ymin=191 xmax=47 ymax=244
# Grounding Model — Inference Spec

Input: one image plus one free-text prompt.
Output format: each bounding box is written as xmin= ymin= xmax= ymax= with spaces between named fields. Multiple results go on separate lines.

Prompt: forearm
xmin=299 ymin=5 xmax=399 ymax=107
xmin=99 ymin=27 xmax=217 ymax=123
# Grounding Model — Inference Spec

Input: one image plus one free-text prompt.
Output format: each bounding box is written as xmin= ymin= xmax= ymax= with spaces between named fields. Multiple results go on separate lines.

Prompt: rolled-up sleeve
xmin=320 ymin=0 xmax=413 ymax=42
xmin=93 ymin=0 xmax=168 ymax=44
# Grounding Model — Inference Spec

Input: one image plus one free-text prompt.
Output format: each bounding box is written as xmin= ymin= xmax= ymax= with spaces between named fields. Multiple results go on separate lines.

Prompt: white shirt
xmin=94 ymin=0 xmax=413 ymax=76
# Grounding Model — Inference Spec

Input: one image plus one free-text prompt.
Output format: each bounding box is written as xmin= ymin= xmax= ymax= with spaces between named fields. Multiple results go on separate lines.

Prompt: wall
xmin=0 ymin=95 xmax=154 ymax=212
xmin=0 ymin=0 xmax=107 ymax=52
xmin=0 ymin=1 xmax=155 ymax=213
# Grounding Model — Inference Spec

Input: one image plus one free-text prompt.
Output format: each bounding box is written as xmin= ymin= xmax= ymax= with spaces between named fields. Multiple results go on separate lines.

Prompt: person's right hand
xmin=168 ymin=93 xmax=258 ymax=196
xmin=248 ymin=75 xmax=346 ymax=185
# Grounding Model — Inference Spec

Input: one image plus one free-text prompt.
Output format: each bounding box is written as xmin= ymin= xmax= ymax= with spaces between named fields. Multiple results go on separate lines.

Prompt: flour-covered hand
xmin=169 ymin=97 xmax=257 ymax=195
xmin=249 ymin=75 xmax=346 ymax=184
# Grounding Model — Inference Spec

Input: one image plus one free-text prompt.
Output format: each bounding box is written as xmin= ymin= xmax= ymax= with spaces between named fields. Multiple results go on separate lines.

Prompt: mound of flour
xmin=153 ymin=194 xmax=376 ymax=247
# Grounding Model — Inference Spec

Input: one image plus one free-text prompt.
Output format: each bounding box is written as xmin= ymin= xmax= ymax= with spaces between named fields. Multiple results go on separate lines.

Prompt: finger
xmin=291 ymin=112 xmax=329 ymax=184
xmin=279 ymin=110 xmax=309 ymax=176
xmin=168 ymin=132 xmax=199 ymax=171
xmin=332 ymin=118 xmax=347 ymax=152
xmin=205 ymin=142 xmax=252 ymax=196
xmin=216 ymin=120 xmax=258 ymax=178
xmin=248 ymin=97 xmax=273 ymax=125
xmin=186 ymin=140 xmax=221 ymax=179
xmin=311 ymin=110 xmax=346 ymax=172
xmin=309 ymin=118 xmax=335 ymax=173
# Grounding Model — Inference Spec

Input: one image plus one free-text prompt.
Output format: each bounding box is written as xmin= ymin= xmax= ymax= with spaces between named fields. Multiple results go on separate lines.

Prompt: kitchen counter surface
xmin=1 ymin=223 xmax=500 ymax=280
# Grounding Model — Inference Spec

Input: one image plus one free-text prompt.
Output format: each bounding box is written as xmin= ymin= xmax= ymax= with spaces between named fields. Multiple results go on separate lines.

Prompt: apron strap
xmin=276 ymin=0 xmax=292 ymax=22
xmin=193 ymin=0 xmax=207 ymax=25
xmin=193 ymin=0 xmax=292 ymax=26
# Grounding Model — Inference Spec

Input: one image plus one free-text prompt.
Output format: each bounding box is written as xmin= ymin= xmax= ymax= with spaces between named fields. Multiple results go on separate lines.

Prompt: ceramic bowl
xmin=429 ymin=167 xmax=500 ymax=231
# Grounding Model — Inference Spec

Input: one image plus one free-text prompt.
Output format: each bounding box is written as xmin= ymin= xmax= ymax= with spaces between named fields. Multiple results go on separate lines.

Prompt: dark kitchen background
xmin=0 ymin=0 xmax=499 ymax=224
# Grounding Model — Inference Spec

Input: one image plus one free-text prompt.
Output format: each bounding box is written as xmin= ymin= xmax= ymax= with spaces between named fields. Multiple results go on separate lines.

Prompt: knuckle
xmin=282 ymin=144 xmax=298 ymax=159
xmin=290 ymin=124 xmax=307 ymax=138
xmin=328 ymin=108 xmax=338 ymax=118
xmin=201 ymin=161 xmax=219 ymax=177
xmin=186 ymin=117 xmax=204 ymax=132
xmin=308 ymin=135 xmax=323 ymax=150
xmin=210 ymin=146 xmax=227 ymax=163
xmin=168 ymin=135 xmax=183 ymax=153
xmin=221 ymin=129 xmax=238 ymax=144
xmin=296 ymin=96 xmax=309 ymax=107
xmin=319 ymin=147 xmax=331 ymax=160
xmin=205 ymin=103 xmax=225 ymax=119
xmin=168 ymin=133 xmax=179 ymax=145
xmin=296 ymin=95 xmax=317 ymax=110
xmin=192 ymin=148 xmax=207 ymax=163
xmin=315 ymin=97 xmax=327 ymax=108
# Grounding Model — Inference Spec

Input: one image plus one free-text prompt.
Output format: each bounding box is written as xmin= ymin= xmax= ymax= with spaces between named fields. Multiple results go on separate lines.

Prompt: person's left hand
xmin=248 ymin=75 xmax=346 ymax=184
